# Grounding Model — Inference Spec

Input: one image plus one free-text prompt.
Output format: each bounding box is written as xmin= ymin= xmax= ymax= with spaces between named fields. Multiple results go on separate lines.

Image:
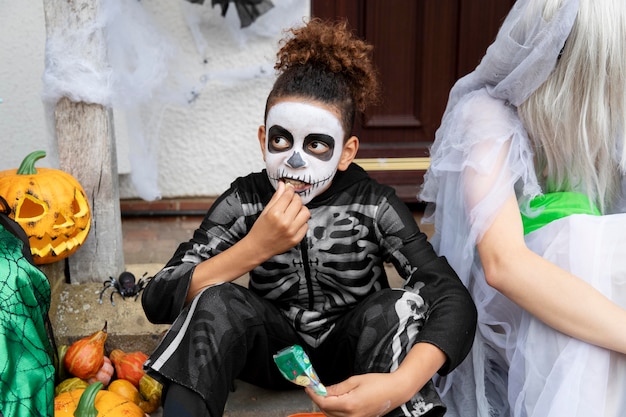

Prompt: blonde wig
xmin=519 ymin=0 xmax=626 ymax=212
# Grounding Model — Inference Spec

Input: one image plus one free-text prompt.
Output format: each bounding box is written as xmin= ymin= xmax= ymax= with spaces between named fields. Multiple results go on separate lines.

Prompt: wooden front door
xmin=311 ymin=0 xmax=515 ymax=202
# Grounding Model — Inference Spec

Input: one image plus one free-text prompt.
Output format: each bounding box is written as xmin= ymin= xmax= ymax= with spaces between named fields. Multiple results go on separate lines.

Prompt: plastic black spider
xmin=98 ymin=271 xmax=150 ymax=306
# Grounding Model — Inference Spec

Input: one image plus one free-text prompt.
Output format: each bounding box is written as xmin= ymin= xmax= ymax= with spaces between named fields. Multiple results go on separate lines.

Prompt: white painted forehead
xmin=265 ymin=101 xmax=345 ymax=140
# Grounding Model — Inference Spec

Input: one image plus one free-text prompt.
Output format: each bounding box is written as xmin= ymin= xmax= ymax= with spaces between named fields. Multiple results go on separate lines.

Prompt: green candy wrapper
xmin=273 ymin=345 xmax=327 ymax=396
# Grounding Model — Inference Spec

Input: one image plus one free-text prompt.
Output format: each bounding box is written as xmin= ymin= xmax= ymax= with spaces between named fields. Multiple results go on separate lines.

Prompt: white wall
xmin=0 ymin=0 xmax=310 ymax=200
xmin=0 ymin=2 xmax=49 ymax=170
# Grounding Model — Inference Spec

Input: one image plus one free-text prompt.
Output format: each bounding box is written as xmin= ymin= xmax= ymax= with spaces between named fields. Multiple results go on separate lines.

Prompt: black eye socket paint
xmin=267 ymin=125 xmax=294 ymax=153
xmin=304 ymin=134 xmax=335 ymax=161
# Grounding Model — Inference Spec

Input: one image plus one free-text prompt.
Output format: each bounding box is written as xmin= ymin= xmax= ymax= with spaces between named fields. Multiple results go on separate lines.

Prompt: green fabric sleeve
xmin=0 ymin=225 xmax=54 ymax=417
xmin=521 ymin=192 xmax=601 ymax=235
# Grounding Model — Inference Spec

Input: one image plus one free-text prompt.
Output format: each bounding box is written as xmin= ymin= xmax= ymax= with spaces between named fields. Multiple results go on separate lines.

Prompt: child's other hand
xmin=306 ymin=372 xmax=415 ymax=417
xmin=249 ymin=181 xmax=310 ymax=258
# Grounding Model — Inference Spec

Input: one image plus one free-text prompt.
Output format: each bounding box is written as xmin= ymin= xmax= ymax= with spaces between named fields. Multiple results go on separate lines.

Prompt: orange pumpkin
xmin=109 ymin=349 xmax=149 ymax=387
xmin=107 ymin=379 xmax=141 ymax=405
xmin=54 ymin=382 xmax=144 ymax=417
xmin=108 ymin=377 xmax=161 ymax=414
xmin=64 ymin=322 xmax=108 ymax=380
xmin=0 ymin=150 xmax=91 ymax=264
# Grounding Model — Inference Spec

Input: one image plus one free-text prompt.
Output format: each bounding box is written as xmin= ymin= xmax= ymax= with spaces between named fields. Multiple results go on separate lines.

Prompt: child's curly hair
xmin=265 ymin=18 xmax=380 ymax=136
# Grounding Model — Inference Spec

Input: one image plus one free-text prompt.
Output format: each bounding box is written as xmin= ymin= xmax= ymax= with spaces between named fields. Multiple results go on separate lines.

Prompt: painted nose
xmin=286 ymin=151 xmax=307 ymax=168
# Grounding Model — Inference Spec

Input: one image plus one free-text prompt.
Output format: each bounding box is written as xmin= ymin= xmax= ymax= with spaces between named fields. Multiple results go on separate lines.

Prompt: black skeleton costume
xmin=142 ymin=163 xmax=476 ymax=417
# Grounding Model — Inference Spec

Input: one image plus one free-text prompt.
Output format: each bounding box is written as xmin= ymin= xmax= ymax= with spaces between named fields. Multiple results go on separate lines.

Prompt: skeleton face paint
xmin=264 ymin=101 xmax=345 ymax=204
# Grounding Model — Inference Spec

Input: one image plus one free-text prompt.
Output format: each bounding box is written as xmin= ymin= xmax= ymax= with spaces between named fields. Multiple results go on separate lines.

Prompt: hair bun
xmin=275 ymin=18 xmax=379 ymax=112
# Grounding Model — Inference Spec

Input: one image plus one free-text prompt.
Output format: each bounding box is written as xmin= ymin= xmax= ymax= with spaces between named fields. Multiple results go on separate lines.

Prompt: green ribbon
xmin=521 ymin=192 xmax=601 ymax=235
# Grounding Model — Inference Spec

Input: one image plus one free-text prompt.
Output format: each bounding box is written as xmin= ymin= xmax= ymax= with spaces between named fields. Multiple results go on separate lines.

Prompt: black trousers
xmin=155 ymin=283 xmax=445 ymax=417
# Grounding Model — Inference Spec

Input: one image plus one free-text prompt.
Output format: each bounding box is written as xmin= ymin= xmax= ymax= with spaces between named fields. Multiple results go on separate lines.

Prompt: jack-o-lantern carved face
xmin=0 ymin=150 xmax=91 ymax=264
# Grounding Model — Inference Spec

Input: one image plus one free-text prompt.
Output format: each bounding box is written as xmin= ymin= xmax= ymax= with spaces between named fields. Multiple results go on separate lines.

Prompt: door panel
xmin=311 ymin=0 xmax=514 ymax=202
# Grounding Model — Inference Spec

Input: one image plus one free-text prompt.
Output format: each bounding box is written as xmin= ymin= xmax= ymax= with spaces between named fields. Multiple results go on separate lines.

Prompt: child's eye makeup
xmin=304 ymin=134 xmax=335 ymax=160
xmin=266 ymin=125 xmax=336 ymax=160
xmin=271 ymin=136 xmax=291 ymax=151
xmin=308 ymin=141 xmax=329 ymax=153
xmin=267 ymin=126 xmax=294 ymax=153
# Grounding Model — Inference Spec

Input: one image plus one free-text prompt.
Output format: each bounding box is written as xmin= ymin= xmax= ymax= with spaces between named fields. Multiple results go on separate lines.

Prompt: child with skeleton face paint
xmin=261 ymin=100 xmax=349 ymax=205
xmin=142 ymin=18 xmax=476 ymax=417
xmin=258 ymin=19 xmax=376 ymax=205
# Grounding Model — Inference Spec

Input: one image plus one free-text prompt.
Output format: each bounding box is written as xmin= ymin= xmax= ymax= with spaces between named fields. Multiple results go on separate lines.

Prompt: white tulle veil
xmin=420 ymin=0 xmax=580 ymax=285
xmin=419 ymin=0 xmax=581 ymax=415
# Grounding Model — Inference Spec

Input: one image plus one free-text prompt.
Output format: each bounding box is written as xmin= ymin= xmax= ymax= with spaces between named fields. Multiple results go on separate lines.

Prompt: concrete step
xmin=48 ymin=264 xmax=171 ymax=354
xmin=147 ymin=380 xmax=318 ymax=417
xmin=224 ymin=381 xmax=319 ymax=417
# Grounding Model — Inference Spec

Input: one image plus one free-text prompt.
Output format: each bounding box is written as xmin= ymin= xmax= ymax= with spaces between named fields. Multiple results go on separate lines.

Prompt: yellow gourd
xmin=54 ymin=377 xmax=89 ymax=396
xmin=138 ymin=374 xmax=163 ymax=414
xmin=107 ymin=379 xmax=141 ymax=405
xmin=109 ymin=377 xmax=162 ymax=414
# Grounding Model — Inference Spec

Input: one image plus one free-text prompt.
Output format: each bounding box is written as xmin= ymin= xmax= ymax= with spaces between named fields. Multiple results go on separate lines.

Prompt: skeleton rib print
xmin=251 ymin=203 xmax=388 ymax=344
xmin=174 ymin=169 xmax=420 ymax=346
xmin=189 ymin=200 xmax=390 ymax=345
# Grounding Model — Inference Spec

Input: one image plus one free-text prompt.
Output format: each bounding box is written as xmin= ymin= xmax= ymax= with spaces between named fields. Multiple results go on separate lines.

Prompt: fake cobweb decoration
xmin=41 ymin=0 xmax=306 ymax=201
xmin=42 ymin=0 xmax=189 ymax=201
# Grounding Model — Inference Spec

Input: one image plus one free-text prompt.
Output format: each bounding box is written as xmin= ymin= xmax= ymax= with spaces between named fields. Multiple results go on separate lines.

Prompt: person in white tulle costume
xmin=420 ymin=0 xmax=626 ymax=416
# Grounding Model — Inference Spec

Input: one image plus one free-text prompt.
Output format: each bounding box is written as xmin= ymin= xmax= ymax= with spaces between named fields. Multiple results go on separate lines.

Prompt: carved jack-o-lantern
xmin=0 ymin=150 xmax=91 ymax=264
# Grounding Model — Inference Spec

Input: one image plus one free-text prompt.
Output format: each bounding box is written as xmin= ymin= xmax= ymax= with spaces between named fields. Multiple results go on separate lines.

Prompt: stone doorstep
xmin=147 ymin=380 xmax=318 ymax=417
xmin=49 ymin=263 xmax=318 ymax=416
xmin=49 ymin=282 xmax=168 ymax=354
xmin=48 ymin=264 xmax=169 ymax=354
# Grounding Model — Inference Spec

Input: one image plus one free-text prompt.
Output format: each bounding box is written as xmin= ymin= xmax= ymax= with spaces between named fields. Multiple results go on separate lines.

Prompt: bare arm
xmin=186 ymin=182 xmax=310 ymax=303
xmin=477 ymin=192 xmax=626 ymax=354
